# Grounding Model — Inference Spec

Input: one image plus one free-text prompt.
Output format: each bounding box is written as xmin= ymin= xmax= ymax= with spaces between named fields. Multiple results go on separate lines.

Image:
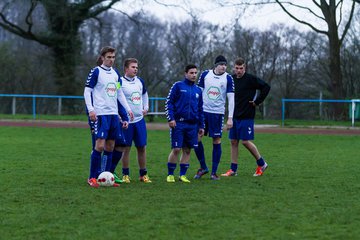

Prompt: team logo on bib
xmin=106 ymin=82 xmax=117 ymax=97
xmin=130 ymin=92 xmax=141 ymax=105
xmin=206 ymin=86 xmax=220 ymax=100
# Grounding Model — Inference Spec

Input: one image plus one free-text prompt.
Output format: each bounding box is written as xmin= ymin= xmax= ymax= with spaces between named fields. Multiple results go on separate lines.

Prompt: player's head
xmin=184 ymin=64 xmax=198 ymax=82
xmin=99 ymin=46 xmax=116 ymax=67
xmin=123 ymin=58 xmax=138 ymax=78
xmin=234 ymin=58 xmax=246 ymax=78
xmin=214 ymin=55 xmax=227 ymax=75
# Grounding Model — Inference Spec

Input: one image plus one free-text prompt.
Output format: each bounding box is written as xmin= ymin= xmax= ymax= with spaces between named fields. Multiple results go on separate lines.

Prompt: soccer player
xmin=118 ymin=58 xmax=152 ymax=183
xmin=165 ymin=64 xmax=205 ymax=183
xmin=221 ymin=58 xmax=270 ymax=177
xmin=193 ymin=55 xmax=234 ymax=180
xmin=84 ymin=46 xmax=133 ymax=188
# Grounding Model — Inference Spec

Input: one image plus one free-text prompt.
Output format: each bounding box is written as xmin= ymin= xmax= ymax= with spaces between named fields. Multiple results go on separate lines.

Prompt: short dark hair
xmin=185 ymin=64 xmax=197 ymax=73
xmin=234 ymin=58 xmax=246 ymax=66
xmin=97 ymin=46 xmax=116 ymax=66
xmin=123 ymin=58 xmax=138 ymax=69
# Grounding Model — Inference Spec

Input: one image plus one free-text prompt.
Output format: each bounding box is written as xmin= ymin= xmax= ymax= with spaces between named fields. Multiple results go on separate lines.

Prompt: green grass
xmin=1 ymin=114 xmax=359 ymax=127
xmin=0 ymin=126 xmax=359 ymax=239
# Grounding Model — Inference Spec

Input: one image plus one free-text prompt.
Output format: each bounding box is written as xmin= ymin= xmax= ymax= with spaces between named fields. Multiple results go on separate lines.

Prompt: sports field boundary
xmin=1 ymin=119 xmax=360 ymax=135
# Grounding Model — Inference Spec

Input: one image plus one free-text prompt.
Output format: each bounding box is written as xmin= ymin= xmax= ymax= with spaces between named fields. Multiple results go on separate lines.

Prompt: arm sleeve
xmin=198 ymin=90 xmax=205 ymax=129
xmin=142 ymin=92 xmax=149 ymax=111
xmin=117 ymin=88 xmax=131 ymax=112
xmin=254 ymin=78 xmax=271 ymax=106
xmin=227 ymin=92 xmax=234 ymax=118
xmin=226 ymin=75 xmax=235 ymax=93
xmin=165 ymin=83 xmax=177 ymax=122
xmin=197 ymin=71 xmax=208 ymax=89
xmin=118 ymin=101 xmax=129 ymax=122
xmin=84 ymin=87 xmax=94 ymax=113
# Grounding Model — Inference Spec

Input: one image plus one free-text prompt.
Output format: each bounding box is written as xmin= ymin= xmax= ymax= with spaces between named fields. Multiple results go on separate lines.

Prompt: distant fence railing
xmin=282 ymin=98 xmax=360 ymax=127
xmin=0 ymin=94 xmax=166 ymax=119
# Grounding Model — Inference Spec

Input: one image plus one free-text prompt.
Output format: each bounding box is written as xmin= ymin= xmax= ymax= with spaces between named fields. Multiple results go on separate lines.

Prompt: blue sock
xmin=139 ymin=168 xmax=147 ymax=177
xmin=103 ymin=151 xmax=113 ymax=172
xmin=180 ymin=163 xmax=190 ymax=176
xmin=110 ymin=150 xmax=122 ymax=173
xmin=90 ymin=149 xmax=101 ymax=179
xmin=257 ymin=157 xmax=265 ymax=167
xmin=167 ymin=162 xmax=177 ymax=175
xmin=211 ymin=143 xmax=222 ymax=175
xmin=122 ymin=168 xmax=130 ymax=176
xmin=194 ymin=142 xmax=208 ymax=170
xmin=231 ymin=163 xmax=238 ymax=172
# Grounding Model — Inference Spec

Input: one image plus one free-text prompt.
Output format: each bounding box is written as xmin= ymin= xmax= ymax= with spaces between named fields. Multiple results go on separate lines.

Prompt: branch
xmin=339 ymin=0 xmax=356 ymax=45
xmin=275 ymin=0 xmax=328 ymax=35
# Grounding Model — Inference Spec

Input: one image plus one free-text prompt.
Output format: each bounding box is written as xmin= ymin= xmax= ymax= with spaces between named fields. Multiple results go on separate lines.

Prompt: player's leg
xmin=121 ymin=123 xmax=134 ymax=183
xmin=178 ymin=147 xmax=191 ymax=183
xmin=209 ymin=114 xmax=224 ymax=180
xmin=211 ymin=137 xmax=222 ymax=180
xmin=167 ymin=123 xmax=184 ymax=182
xmin=88 ymin=115 xmax=108 ymax=187
xmin=193 ymin=112 xmax=209 ymax=178
xmin=222 ymin=119 xmax=240 ymax=177
xmin=240 ymin=119 xmax=268 ymax=176
xmin=133 ymin=119 xmax=151 ymax=182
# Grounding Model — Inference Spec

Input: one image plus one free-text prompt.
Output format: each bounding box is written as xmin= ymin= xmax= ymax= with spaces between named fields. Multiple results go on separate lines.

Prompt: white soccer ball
xmin=97 ymin=171 xmax=115 ymax=187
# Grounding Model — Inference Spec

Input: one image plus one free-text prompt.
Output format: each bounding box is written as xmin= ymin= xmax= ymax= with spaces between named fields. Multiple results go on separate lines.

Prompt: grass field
xmin=0 ymin=126 xmax=359 ymax=239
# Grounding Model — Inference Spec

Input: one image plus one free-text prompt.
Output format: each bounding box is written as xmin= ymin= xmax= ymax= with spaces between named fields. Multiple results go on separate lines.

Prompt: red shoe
xmin=87 ymin=178 xmax=100 ymax=188
xmin=253 ymin=163 xmax=268 ymax=177
xmin=113 ymin=183 xmax=120 ymax=187
xmin=221 ymin=169 xmax=237 ymax=177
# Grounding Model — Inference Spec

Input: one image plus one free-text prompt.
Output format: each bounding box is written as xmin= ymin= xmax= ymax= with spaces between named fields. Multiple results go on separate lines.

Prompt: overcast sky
xmin=114 ymin=0 xmax=336 ymax=31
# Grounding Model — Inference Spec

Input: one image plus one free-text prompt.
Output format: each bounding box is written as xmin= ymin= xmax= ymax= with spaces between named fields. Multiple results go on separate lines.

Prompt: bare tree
xmin=274 ymin=0 xmax=358 ymax=118
xmin=0 ymin=0 xmax=120 ymax=95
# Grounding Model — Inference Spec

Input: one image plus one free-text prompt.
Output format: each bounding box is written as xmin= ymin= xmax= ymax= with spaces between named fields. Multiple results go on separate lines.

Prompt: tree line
xmin=0 ymin=0 xmax=359 ymax=119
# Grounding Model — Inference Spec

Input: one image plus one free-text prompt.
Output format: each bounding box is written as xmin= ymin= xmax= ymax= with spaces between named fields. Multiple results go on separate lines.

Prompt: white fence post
xmin=12 ymin=97 xmax=16 ymax=115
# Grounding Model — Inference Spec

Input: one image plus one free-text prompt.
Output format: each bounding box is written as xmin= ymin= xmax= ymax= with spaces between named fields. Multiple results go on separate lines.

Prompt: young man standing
xmin=221 ymin=58 xmax=270 ymax=177
xmin=194 ymin=55 xmax=234 ymax=180
xmin=84 ymin=46 xmax=133 ymax=187
xmin=118 ymin=58 xmax=152 ymax=183
xmin=165 ymin=64 xmax=205 ymax=183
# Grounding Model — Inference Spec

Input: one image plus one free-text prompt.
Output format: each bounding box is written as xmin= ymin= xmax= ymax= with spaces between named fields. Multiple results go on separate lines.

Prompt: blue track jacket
xmin=166 ymin=78 xmax=204 ymax=128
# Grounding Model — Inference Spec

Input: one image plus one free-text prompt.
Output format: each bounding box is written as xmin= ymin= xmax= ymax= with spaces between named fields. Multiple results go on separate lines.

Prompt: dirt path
xmin=1 ymin=119 xmax=360 ymax=135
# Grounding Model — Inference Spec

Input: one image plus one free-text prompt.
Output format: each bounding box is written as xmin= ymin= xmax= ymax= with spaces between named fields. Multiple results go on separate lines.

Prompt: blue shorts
xmin=115 ymin=126 xmax=127 ymax=146
xmin=123 ymin=118 xmax=147 ymax=147
xmin=94 ymin=115 xmax=121 ymax=140
xmin=204 ymin=112 xmax=224 ymax=138
xmin=170 ymin=122 xmax=198 ymax=149
xmin=229 ymin=119 xmax=255 ymax=141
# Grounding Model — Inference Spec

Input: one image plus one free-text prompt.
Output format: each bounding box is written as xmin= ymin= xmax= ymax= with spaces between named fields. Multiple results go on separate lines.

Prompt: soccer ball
xmin=97 ymin=171 xmax=115 ymax=187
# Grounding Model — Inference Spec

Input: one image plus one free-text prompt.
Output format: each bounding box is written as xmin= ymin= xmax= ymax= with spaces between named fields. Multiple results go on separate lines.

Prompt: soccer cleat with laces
xmin=210 ymin=174 xmax=220 ymax=180
xmin=167 ymin=175 xmax=175 ymax=183
xmin=113 ymin=172 xmax=123 ymax=184
xmin=140 ymin=175 xmax=152 ymax=183
xmin=221 ymin=169 xmax=238 ymax=177
xmin=87 ymin=178 xmax=100 ymax=188
xmin=194 ymin=168 xmax=209 ymax=179
xmin=253 ymin=163 xmax=268 ymax=177
xmin=179 ymin=175 xmax=191 ymax=183
xmin=122 ymin=175 xmax=131 ymax=183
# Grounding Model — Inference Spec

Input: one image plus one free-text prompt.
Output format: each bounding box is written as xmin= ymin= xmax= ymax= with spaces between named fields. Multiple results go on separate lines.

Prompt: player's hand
xmin=128 ymin=110 xmax=134 ymax=121
xmin=142 ymin=109 xmax=148 ymax=116
xmin=122 ymin=121 xmax=129 ymax=129
xmin=198 ymin=128 xmax=205 ymax=137
xmin=249 ymin=101 xmax=256 ymax=107
xmin=89 ymin=111 xmax=97 ymax=122
xmin=168 ymin=120 xmax=176 ymax=128
xmin=226 ymin=118 xmax=233 ymax=130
